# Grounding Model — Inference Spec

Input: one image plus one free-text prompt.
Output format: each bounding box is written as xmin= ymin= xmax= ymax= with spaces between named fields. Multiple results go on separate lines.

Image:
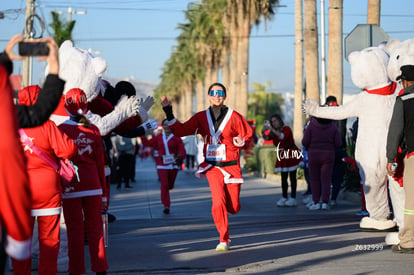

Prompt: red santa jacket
xmin=0 ymin=66 xmax=32 ymax=260
xmin=18 ymin=85 xmax=77 ymax=216
xmin=141 ymin=133 xmax=186 ymax=170
xmin=167 ymin=107 xmax=253 ymax=183
xmin=58 ymin=121 xmax=108 ymax=201
xmin=20 ymin=122 xmax=76 ymax=215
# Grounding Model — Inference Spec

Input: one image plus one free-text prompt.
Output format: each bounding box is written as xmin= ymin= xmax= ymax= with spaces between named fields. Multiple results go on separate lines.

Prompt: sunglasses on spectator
xmin=208 ymin=89 xmax=226 ymax=97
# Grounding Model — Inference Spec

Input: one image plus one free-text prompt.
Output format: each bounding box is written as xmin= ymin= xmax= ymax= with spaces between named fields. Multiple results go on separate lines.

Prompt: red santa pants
xmin=157 ymin=169 xmax=178 ymax=208
xmin=63 ymin=195 xmax=108 ymax=274
xmin=206 ymin=167 xmax=241 ymax=243
xmin=12 ymin=214 xmax=60 ymax=275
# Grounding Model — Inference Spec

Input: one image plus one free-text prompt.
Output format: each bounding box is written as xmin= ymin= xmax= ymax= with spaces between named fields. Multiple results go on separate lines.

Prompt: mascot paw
xmin=302 ymin=99 xmax=318 ymax=115
xmin=140 ymin=96 xmax=155 ymax=112
xmin=385 ymin=232 xmax=400 ymax=246
xmin=125 ymin=96 xmax=140 ymax=117
xmin=115 ymin=95 xmax=139 ymax=118
xmin=360 ymin=217 xmax=398 ymax=232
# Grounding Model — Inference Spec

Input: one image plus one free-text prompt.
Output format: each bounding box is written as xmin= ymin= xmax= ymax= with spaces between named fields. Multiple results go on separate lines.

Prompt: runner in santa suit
xmin=141 ymin=119 xmax=186 ymax=214
xmin=161 ymin=83 xmax=253 ymax=252
xmin=11 ymin=85 xmax=77 ymax=275
xmin=58 ymin=88 xmax=108 ymax=275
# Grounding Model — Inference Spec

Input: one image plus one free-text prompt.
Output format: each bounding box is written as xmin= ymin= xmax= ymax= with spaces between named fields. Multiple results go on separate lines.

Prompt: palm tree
xmin=367 ymin=0 xmax=381 ymax=25
xmin=327 ymin=0 xmax=343 ymax=104
xmin=227 ymin=0 xmax=279 ymax=116
xmin=304 ymin=0 xmax=320 ymax=102
xmin=293 ymin=0 xmax=305 ymax=146
xmin=49 ymin=11 xmax=76 ymax=46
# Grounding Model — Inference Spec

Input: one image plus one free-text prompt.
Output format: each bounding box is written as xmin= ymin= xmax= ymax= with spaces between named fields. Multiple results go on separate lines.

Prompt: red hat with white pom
xmin=64 ymin=88 xmax=88 ymax=116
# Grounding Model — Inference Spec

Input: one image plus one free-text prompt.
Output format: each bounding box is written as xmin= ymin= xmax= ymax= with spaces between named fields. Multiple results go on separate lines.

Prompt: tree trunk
xmin=327 ymin=0 xmax=343 ymax=104
xmin=304 ymin=0 xmax=320 ymax=102
xmin=293 ymin=0 xmax=305 ymax=147
xmin=228 ymin=0 xmax=239 ymax=109
xmin=237 ymin=1 xmax=250 ymax=117
xmin=367 ymin=0 xmax=381 ymax=25
xmin=196 ymin=80 xmax=204 ymax=112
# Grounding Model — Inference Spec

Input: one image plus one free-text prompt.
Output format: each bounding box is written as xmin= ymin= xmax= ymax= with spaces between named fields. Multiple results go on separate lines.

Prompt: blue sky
xmin=1 ymin=0 xmax=414 ymax=95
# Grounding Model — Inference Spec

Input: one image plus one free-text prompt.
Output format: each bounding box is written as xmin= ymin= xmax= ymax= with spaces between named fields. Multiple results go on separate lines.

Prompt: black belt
xmin=206 ymin=160 xmax=238 ymax=167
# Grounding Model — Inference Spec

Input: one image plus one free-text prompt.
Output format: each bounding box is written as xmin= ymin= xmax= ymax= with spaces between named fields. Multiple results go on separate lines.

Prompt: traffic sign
xmin=344 ymin=24 xmax=389 ymax=61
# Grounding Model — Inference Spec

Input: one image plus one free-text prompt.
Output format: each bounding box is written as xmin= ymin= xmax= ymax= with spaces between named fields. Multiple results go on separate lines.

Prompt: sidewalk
xmin=8 ymin=157 xmax=412 ymax=274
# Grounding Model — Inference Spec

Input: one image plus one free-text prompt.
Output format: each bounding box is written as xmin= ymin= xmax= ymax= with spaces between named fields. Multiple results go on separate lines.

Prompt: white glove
xmin=302 ymin=99 xmax=319 ymax=115
xmin=141 ymin=119 xmax=159 ymax=133
xmin=115 ymin=95 xmax=139 ymax=118
xmin=135 ymin=96 xmax=154 ymax=122
xmin=139 ymin=96 xmax=155 ymax=112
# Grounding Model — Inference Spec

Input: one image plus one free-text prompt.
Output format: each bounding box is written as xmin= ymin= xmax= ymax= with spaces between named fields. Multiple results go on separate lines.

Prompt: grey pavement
xmin=9 ymin=157 xmax=414 ymax=274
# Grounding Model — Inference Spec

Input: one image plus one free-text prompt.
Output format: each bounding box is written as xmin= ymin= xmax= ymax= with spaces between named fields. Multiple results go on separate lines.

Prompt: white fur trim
xmin=31 ymin=207 xmax=61 ymax=217
xmin=166 ymin=118 xmax=177 ymax=126
xmin=5 ymin=235 xmax=31 ymax=260
xmin=233 ymin=137 xmax=245 ymax=147
xmin=62 ymin=189 xmax=103 ymax=199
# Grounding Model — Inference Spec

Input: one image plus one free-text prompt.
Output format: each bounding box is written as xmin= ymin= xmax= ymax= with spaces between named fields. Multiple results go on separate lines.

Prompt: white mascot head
xmin=348 ymin=46 xmax=391 ymax=90
xmin=387 ymin=38 xmax=414 ymax=83
xmin=58 ymin=40 xmax=107 ymax=101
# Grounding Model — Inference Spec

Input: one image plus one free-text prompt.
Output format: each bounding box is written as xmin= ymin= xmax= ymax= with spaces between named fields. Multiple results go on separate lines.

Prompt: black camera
xmin=18 ymin=40 xmax=49 ymax=56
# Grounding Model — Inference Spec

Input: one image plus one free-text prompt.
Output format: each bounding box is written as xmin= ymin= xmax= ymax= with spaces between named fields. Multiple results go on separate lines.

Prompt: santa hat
xmin=64 ymin=88 xmax=88 ymax=116
xmin=18 ymin=85 xmax=41 ymax=106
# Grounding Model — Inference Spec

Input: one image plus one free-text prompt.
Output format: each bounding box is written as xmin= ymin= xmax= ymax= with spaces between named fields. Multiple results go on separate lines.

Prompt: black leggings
xmin=281 ymin=170 xmax=297 ymax=199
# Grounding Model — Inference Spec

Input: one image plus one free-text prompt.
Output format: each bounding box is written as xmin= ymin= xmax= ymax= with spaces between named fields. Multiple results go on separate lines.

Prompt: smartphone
xmin=18 ymin=40 xmax=49 ymax=56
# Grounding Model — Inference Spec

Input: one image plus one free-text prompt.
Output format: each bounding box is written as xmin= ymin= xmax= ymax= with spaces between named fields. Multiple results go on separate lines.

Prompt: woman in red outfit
xmin=11 ymin=85 xmax=77 ymax=275
xmin=141 ymin=119 xmax=186 ymax=214
xmin=58 ymin=88 xmax=108 ymax=275
xmin=262 ymin=114 xmax=302 ymax=207
xmin=161 ymin=83 xmax=253 ymax=251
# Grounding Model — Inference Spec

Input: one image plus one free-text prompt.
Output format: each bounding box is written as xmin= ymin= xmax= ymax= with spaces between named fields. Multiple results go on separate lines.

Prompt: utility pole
xmin=54 ymin=7 xmax=86 ymax=22
xmin=22 ymin=0 xmax=35 ymax=87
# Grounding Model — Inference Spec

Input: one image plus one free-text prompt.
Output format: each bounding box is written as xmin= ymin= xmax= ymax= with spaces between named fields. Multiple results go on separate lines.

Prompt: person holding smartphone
xmin=1 ymin=33 xmax=65 ymax=128
xmin=262 ymin=114 xmax=302 ymax=207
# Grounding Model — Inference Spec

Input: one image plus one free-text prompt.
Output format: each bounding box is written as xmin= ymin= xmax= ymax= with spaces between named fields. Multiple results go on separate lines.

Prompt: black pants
xmin=281 ymin=170 xmax=297 ymax=199
xmin=0 ymin=243 xmax=6 ymax=275
xmin=118 ymin=154 xmax=135 ymax=186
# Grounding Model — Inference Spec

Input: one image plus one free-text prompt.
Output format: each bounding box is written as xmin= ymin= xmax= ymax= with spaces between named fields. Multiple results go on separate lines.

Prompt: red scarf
xmin=365 ymin=82 xmax=396 ymax=95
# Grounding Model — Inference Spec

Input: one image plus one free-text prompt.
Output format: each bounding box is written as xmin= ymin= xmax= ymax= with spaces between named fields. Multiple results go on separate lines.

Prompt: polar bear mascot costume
xmin=384 ymin=38 xmax=414 ymax=245
xmin=303 ymin=45 xmax=397 ymax=232
xmin=50 ymin=40 xmax=154 ymax=133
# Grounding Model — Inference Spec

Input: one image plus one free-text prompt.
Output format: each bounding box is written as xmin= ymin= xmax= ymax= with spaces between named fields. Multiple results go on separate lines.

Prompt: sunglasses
xmin=208 ymin=89 xmax=226 ymax=97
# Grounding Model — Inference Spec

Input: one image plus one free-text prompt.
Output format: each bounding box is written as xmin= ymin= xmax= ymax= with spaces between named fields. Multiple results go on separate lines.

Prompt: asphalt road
xmin=6 ymin=157 xmax=413 ymax=274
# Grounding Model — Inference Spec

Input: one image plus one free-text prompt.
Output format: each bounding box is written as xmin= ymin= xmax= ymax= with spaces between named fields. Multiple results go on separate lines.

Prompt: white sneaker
xmin=385 ymin=232 xmax=400 ymax=246
xmin=302 ymin=195 xmax=312 ymax=204
xmin=306 ymin=200 xmax=314 ymax=208
xmin=308 ymin=202 xmax=321 ymax=210
xmin=321 ymin=203 xmax=329 ymax=210
xmin=329 ymin=200 xmax=337 ymax=207
xmin=277 ymin=197 xmax=288 ymax=207
xmin=215 ymin=242 xmax=230 ymax=251
xmin=284 ymin=198 xmax=297 ymax=207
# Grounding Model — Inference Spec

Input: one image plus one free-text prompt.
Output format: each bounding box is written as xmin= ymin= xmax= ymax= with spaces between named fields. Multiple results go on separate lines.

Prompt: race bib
xmin=206 ymin=144 xmax=226 ymax=161
xmin=162 ymin=154 xmax=175 ymax=165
